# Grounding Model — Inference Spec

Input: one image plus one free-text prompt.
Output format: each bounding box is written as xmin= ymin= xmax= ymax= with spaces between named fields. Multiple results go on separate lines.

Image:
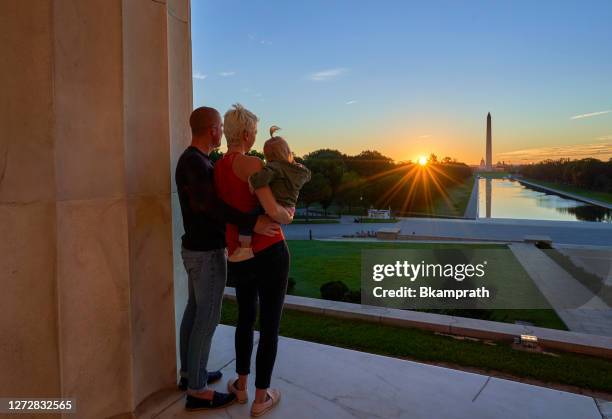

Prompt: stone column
xmin=166 ymin=0 xmax=193 ymax=376
xmin=0 ymin=1 xmax=192 ymax=417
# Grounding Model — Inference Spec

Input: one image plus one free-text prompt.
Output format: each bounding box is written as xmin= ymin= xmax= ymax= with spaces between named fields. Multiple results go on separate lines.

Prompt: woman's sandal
xmin=227 ymin=378 xmax=249 ymax=404
xmin=250 ymin=388 xmax=281 ymax=417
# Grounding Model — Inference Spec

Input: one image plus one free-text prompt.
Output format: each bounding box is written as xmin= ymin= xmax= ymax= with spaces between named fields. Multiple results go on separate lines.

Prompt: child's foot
xmin=229 ymin=247 xmax=255 ymax=262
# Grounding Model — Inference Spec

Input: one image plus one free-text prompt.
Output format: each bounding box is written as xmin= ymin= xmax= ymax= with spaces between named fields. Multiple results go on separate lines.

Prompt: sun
xmin=418 ymin=156 xmax=428 ymax=166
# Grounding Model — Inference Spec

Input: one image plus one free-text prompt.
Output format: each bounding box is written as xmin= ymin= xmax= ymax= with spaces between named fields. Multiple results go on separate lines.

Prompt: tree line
xmin=518 ymin=158 xmax=612 ymax=193
xmin=211 ymin=148 xmax=472 ymax=214
xmin=292 ymin=149 xmax=471 ymax=214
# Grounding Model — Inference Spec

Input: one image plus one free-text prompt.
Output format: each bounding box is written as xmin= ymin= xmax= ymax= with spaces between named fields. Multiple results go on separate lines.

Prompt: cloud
xmin=570 ymin=110 xmax=612 ymax=120
xmin=308 ymin=68 xmax=347 ymax=81
xmin=193 ymin=72 xmax=208 ymax=80
xmin=596 ymin=134 xmax=612 ymax=141
xmin=497 ymin=141 xmax=612 ymax=163
xmin=219 ymin=71 xmax=236 ymax=77
xmin=248 ymin=34 xmax=272 ymax=45
xmin=418 ymin=134 xmax=431 ymax=139
xmin=345 ymin=100 xmax=357 ymax=105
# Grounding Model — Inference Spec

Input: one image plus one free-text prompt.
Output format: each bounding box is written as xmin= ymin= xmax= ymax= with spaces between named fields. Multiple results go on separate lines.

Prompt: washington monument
xmin=486 ymin=112 xmax=492 ymax=170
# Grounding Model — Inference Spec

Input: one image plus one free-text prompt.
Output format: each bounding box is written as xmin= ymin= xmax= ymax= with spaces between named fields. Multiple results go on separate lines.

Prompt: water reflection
xmin=478 ymin=178 xmax=612 ymax=223
xmin=485 ymin=178 xmax=492 ymax=218
xmin=558 ymin=205 xmax=612 ymax=223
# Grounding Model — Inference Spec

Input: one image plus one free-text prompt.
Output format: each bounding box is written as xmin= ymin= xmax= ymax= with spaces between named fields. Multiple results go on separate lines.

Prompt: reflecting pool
xmin=478 ymin=178 xmax=611 ymax=223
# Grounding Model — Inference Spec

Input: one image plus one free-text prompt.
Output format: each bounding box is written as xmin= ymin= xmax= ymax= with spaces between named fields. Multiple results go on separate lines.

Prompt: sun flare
xmin=418 ymin=156 xmax=428 ymax=166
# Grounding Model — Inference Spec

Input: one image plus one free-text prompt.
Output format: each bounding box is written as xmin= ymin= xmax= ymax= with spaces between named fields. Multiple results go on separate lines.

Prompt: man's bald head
xmin=189 ymin=107 xmax=221 ymax=137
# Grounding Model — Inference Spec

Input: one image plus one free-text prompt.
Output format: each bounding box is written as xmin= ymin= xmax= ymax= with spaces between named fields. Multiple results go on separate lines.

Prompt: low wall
xmin=224 ymin=288 xmax=612 ymax=359
xmin=514 ymin=178 xmax=612 ymax=210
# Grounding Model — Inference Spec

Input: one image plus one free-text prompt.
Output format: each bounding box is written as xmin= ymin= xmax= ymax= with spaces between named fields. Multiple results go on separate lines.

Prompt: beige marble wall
xmin=167 ymin=0 xmax=193 ymax=371
xmin=122 ymin=0 xmax=177 ymax=407
xmin=56 ymin=198 xmax=133 ymax=417
xmin=0 ymin=4 xmax=61 ymax=413
xmin=1 ymin=1 xmax=192 ymax=417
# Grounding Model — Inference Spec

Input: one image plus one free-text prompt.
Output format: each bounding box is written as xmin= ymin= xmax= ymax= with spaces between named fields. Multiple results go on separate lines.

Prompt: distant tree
xmin=345 ymin=150 xmax=395 ymax=178
xmin=211 ymin=149 xmax=263 ymax=163
xmin=291 ymin=147 xmax=474 ymax=216
xmin=303 ymin=149 xmax=346 ymax=206
xmin=209 ymin=149 xmax=224 ymax=162
xmin=299 ymin=172 xmax=332 ymax=210
xmin=247 ymin=149 xmax=265 ymax=160
xmin=335 ymin=171 xmax=363 ymax=212
xmin=519 ymin=158 xmax=612 ymax=193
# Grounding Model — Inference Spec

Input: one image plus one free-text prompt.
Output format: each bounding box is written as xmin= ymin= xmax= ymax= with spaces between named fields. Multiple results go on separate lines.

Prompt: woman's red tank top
xmin=214 ymin=152 xmax=284 ymax=255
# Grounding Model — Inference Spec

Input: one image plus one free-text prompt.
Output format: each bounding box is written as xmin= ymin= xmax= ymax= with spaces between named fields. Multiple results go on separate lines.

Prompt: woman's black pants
xmin=229 ymin=240 xmax=289 ymax=389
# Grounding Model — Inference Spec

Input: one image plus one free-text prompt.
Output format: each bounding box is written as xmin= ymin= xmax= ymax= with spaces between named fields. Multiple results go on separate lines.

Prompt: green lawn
xmin=430 ymin=176 xmax=475 ymax=217
xmin=291 ymin=219 xmax=340 ymax=224
xmin=287 ymin=240 xmax=566 ymax=330
xmin=220 ymin=299 xmax=612 ymax=393
xmin=478 ymin=171 xmax=510 ymax=179
xmin=523 ymin=178 xmax=612 ymax=205
xmin=355 ymin=217 xmax=399 ymax=223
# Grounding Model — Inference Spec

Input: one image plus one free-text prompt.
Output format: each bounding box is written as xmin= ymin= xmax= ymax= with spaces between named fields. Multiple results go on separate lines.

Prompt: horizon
xmin=191 ymin=0 xmax=612 ymax=165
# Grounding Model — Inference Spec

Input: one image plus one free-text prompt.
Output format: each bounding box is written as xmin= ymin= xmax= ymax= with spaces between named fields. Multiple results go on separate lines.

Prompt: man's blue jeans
xmin=179 ymin=246 xmax=227 ymax=391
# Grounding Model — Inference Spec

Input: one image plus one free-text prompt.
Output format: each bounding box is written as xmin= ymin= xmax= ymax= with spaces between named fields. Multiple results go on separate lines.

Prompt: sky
xmin=190 ymin=0 xmax=612 ymax=164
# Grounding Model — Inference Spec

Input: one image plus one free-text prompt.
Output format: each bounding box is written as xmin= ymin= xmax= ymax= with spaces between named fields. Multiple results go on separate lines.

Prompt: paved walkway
xmin=556 ymin=245 xmax=612 ymax=286
xmin=397 ymin=217 xmax=612 ymax=246
xmin=285 ymin=215 xmax=402 ymax=240
xmin=138 ymin=325 xmax=607 ymax=419
xmin=510 ymin=243 xmax=612 ymax=337
xmin=284 ymin=216 xmax=612 ymax=246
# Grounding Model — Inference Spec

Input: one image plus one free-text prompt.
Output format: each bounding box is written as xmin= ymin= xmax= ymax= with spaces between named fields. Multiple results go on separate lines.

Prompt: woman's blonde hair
xmin=263 ymin=126 xmax=294 ymax=163
xmin=223 ymin=103 xmax=259 ymax=147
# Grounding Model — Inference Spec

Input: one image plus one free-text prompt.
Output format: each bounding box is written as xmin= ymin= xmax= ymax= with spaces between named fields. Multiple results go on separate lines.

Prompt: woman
xmin=214 ymin=104 xmax=293 ymax=417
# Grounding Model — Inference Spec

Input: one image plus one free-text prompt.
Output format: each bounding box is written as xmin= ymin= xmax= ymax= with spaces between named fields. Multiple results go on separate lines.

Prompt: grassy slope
xmin=220 ymin=299 xmax=612 ymax=393
xmin=478 ymin=171 xmax=510 ymax=179
xmin=287 ymin=240 xmax=566 ymax=330
xmin=291 ymin=219 xmax=340 ymax=224
xmin=430 ymin=176 xmax=475 ymax=217
xmin=300 ymin=176 xmax=476 ymax=218
xmin=355 ymin=218 xmax=399 ymax=223
xmin=523 ymin=178 xmax=612 ymax=205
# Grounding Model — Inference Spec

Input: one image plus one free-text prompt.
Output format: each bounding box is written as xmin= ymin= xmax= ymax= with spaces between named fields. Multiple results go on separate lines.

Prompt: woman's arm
xmin=237 ymin=154 xmax=293 ymax=224
xmin=255 ymin=186 xmax=293 ymax=224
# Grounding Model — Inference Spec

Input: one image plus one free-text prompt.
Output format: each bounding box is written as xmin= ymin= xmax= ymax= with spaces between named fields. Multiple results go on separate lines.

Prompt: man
xmin=175 ymin=106 xmax=279 ymax=411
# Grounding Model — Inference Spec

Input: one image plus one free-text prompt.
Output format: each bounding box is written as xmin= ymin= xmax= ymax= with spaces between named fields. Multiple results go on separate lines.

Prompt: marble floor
xmin=138 ymin=325 xmax=607 ymax=419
